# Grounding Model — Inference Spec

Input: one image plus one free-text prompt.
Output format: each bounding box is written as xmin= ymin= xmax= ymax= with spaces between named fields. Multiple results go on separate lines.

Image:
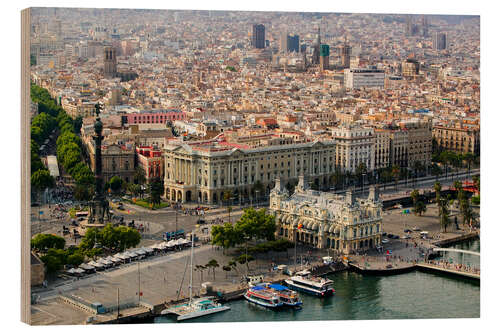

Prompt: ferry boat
xmin=244 ymin=285 xmax=284 ymax=308
xmin=284 ymin=270 xmax=335 ymax=297
xmin=261 ymin=283 xmax=303 ymax=307
xmin=161 ymin=297 xmax=230 ymax=321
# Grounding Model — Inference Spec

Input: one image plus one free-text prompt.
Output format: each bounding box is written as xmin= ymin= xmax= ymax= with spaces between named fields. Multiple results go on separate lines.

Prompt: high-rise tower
xmin=312 ymin=26 xmax=321 ymax=65
xmin=103 ymin=46 xmax=117 ymax=78
xmin=319 ymin=44 xmax=330 ymax=70
xmin=252 ymin=24 xmax=265 ymax=49
xmin=433 ymin=32 xmax=447 ymax=50
xmin=340 ymin=36 xmax=352 ymax=69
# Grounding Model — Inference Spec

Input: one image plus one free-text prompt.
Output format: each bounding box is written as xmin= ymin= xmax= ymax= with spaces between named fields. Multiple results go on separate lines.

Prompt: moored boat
xmin=261 ymin=283 xmax=303 ymax=307
xmin=284 ymin=270 xmax=335 ymax=297
xmin=161 ymin=297 xmax=230 ymax=321
xmin=244 ymin=285 xmax=283 ymax=308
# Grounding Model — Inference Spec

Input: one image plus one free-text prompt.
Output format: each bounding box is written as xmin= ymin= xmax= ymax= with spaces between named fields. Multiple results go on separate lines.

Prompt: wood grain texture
xmin=21 ymin=7 xmax=32 ymax=325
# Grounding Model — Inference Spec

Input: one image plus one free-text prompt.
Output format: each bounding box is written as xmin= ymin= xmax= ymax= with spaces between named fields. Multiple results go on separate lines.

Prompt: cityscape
xmin=27 ymin=7 xmax=480 ymax=325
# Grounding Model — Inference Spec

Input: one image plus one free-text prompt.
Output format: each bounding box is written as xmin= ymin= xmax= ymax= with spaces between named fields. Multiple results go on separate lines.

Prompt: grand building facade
xmin=269 ymin=176 xmax=383 ymax=254
xmin=163 ymin=140 xmax=337 ymax=204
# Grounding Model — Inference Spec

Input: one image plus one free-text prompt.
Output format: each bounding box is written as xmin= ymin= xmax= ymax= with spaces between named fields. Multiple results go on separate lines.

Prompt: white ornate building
xmin=269 ymin=176 xmax=383 ymax=254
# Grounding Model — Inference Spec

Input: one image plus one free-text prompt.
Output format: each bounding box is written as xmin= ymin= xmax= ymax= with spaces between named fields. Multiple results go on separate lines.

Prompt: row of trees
xmin=432 ymin=150 xmax=477 ymax=178
xmin=31 ymin=224 xmax=141 ymax=273
xmin=433 ymin=180 xmax=479 ymax=233
xmin=30 ymin=84 xmax=90 ymax=198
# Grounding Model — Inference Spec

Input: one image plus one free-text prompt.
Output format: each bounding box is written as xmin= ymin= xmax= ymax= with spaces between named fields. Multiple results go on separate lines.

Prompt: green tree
xmin=109 ymin=176 xmax=124 ymax=194
xmin=149 ymin=177 xmax=164 ymax=207
xmin=31 ymin=234 xmax=66 ymax=252
xmin=235 ymin=208 xmax=276 ymax=242
xmin=31 ymin=169 xmax=55 ymax=198
xmin=355 ymin=162 xmax=367 ymax=187
xmin=472 ymin=175 xmax=480 ymax=193
xmin=211 ymin=223 xmax=242 ymax=252
xmin=195 ymin=264 xmax=207 ymax=284
xmin=434 ymin=182 xmax=442 ymax=203
xmin=410 ymin=189 xmax=419 ymax=209
xmin=41 ymin=253 xmax=63 ymax=273
xmin=438 ymin=197 xmax=451 ymax=232
xmin=67 ymin=252 xmax=84 ymax=266
xmin=206 ymin=259 xmax=219 ymax=281
xmin=134 ymin=167 xmax=146 ymax=185
xmin=391 ymin=165 xmax=400 ymax=190
xmin=414 ymin=201 xmax=427 ymax=216
xmin=222 ymin=265 xmax=231 ymax=278
xmin=74 ymin=184 xmax=94 ymax=202
xmin=236 ymin=254 xmax=255 ymax=273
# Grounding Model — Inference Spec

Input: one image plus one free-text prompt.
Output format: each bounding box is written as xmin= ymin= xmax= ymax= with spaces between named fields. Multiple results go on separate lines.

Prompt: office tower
xmin=312 ymin=26 xmax=321 ymax=65
xmin=340 ymin=37 xmax=352 ymax=69
xmin=287 ymin=34 xmax=300 ymax=53
xmin=252 ymin=24 xmax=265 ymax=49
xmin=319 ymin=44 xmax=329 ymax=70
xmin=280 ymin=32 xmax=288 ymax=53
xmin=421 ymin=16 xmax=429 ymax=37
xmin=405 ymin=15 xmax=412 ymax=37
xmin=103 ymin=46 xmax=117 ymax=78
xmin=433 ymin=32 xmax=447 ymax=50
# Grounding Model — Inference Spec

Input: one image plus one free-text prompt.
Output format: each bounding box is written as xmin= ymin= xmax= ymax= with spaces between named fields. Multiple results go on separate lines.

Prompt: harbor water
xmin=154 ymin=239 xmax=480 ymax=323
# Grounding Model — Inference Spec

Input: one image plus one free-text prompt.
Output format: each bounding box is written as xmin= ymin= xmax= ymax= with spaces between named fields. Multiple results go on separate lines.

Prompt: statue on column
xmin=88 ymin=102 xmax=111 ymax=224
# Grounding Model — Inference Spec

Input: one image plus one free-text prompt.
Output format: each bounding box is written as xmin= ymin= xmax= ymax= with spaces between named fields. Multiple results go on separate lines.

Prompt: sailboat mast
xmin=189 ymin=231 xmax=194 ymax=304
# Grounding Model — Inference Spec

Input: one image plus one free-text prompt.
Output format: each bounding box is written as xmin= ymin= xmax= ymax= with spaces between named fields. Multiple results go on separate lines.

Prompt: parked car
xmin=381 ymin=239 xmax=389 ymax=244
xmin=403 ymin=229 xmax=412 ymax=233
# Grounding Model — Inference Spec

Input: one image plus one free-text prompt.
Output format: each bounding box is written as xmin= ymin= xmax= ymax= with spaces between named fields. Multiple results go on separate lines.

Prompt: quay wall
xmin=432 ymin=232 xmax=479 ymax=247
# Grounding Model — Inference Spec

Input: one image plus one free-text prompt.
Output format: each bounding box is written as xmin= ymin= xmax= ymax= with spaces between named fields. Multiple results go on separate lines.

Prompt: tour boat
xmin=160 ymin=232 xmax=230 ymax=321
xmin=161 ymin=297 xmax=230 ymax=321
xmin=261 ymin=283 xmax=303 ymax=307
xmin=284 ymin=270 xmax=335 ymax=297
xmin=244 ymin=285 xmax=284 ymax=308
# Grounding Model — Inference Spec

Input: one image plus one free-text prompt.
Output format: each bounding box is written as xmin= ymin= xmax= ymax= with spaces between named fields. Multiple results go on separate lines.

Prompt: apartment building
xmin=331 ymin=125 xmax=375 ymax=173
xmin=433 ymin=123 xmax=480 ymax=156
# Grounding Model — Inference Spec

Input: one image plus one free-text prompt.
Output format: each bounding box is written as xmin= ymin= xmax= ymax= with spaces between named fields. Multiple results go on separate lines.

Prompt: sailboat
xmin=160 ymin=232 xmax=230 ymax=321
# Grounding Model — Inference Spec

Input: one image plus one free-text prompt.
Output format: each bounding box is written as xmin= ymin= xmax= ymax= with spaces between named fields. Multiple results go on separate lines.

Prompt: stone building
xmin=31 ymin=252 xmax=45 ymax=286
xmin=86 ymin=140 xmax=135 ymax=183
xmin=331 ymin=125 xmax=375 ymax=173
xmin=433 ymin=123 xmax=480 ymax=156
xmin=269 ymin=176 xmax=383 ymax=254
xmin=163 ymin=140 xmax=337 ymax=204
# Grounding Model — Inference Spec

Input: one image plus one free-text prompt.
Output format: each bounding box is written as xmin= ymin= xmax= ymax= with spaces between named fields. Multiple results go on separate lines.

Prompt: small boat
xmin=161 ymin=297 xmax=230 ymax=321
xmin=285 ymin=270 xmax=335 ymax=297
xmin=244 ymin=285 xmax=283 ymax=308
xmin=261 ymin=283 xmax=303 ymax=307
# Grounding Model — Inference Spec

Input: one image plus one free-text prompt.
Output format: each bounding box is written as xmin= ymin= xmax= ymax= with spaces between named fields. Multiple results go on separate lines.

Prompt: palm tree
xmin=391 ymin=165 xmax=400 ymax=191
xmin=222 ymin=265 xmax=231 ymax=279
xmin=206 ymin=259 xmax=219 ymax=281
xmin=410 ymin=189 xmax=419 ymax=208
xmin=463 ymin=153 xmax=475 ymax=178
xmin=438 ymin=197 xmax=451 ymax=232
xmin=472 ymin=175 xmax=480 ymax=193
xmin=434 ymin=182 xmax=442 ymax=203
xmin=414 ymin=201 xmax=427 ymax=216
xmin=195 ymin=264 xmax=207 ymax=284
